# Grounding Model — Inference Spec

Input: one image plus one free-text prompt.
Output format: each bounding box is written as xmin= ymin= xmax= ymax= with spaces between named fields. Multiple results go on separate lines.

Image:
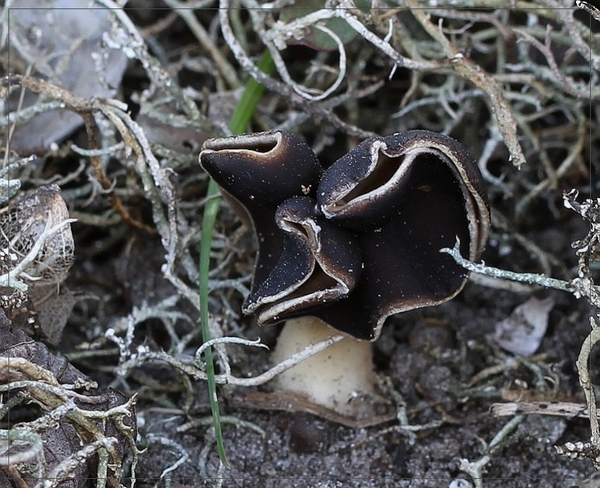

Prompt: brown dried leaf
xmin=0 ymin=317 xmax=88 ymax=384
xmin=0 ymin=314 xmax=136 ymax=486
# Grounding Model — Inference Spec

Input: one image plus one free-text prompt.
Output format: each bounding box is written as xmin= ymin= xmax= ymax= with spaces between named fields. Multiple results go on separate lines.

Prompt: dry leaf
xmin=494 ymin=297 xmax=555 ymax=356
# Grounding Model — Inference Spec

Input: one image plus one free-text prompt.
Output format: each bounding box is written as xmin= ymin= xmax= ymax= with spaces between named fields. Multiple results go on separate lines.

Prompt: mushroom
xmin=199 ymin=130 xmax=490 ymax=418
xmin=245 ymin=196 xmax=362 ymax=324
xmin=199 ymin=131 xmax=322 ymax=292
xmin=312 ymin=130 xmax=491 ymax=340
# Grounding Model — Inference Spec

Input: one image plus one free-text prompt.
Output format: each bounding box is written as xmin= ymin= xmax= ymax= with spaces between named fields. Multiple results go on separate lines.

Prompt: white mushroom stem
xmin=271 ymin=316 xmax=376 ymax=417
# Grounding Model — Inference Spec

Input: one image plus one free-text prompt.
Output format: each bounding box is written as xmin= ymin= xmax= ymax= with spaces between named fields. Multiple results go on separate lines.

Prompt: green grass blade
xmin=229 ymin=51 xmax=276 ymax=135
xmin=199 ymin=50 xmax=275 ymax=467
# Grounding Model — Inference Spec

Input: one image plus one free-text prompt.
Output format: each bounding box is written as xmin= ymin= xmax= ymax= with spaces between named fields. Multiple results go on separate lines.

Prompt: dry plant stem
xmin=93 ymin=0 xmax=203 ymax=123
xmin=81 ymin=111 xmax=156 ymax=234
xmin=492 ymin=401 xmax=595 ymax=419
xmin=144 ymin=434 xmax=189 ymax=481
xmin=549 ymin=0 xmax=600 ymax=71
xmin=38 ymin=438 xmax=119 ymax=488
xmin=577 ymin=317 xmax=600 ymax=445
xmin=459 ymin=415 xmax=524 ymax=488
xmin=3 ymin=75 xmax=163 ymax=233
xmin=0 ymin=381 xmax=92 ymax=400
xmin=116 ymin=335 xmax=345 ymax=387
xmin=406 ymin=0 xmax=526 ymax=168
xmin=0 ymin=428 xmax=43 ymax=465
xmin=163 ymin=0 xmax=240 ymax=89
xmin=0 ymin=217 xmax=75 ymax=292
xmin=0 ymin=357 xmax=137 ymax=486
xmin=441 ymin=239 xmax=581 ymax=294
xmin=217 ymin=1 xmax=377 ymax=139
xmin=515 ymin=112 xmax=586 ymax=220
xmin=0 ymin=356 xmax=59 ymax=385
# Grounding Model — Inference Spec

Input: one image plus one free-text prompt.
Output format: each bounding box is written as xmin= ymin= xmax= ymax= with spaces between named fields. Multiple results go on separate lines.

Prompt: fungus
xmin=312 ymin=130 xmax=490 ymax=340
xmin=199 ymin=130 xmax=490 ymax=419
xmin=199 ymin=130 xmax=322 ymax=290
xmin=271 ymin=316 xmax=377 ymax=417
xmin=245 ymin=195 xmax=362 ymax=324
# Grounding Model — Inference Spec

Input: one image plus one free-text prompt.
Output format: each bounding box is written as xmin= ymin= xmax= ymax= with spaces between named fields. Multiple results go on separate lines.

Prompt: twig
xmin=441 ymin=238 xmax=578 ymax=294
xmin=116 ymin=334 xmax=345 ymax=387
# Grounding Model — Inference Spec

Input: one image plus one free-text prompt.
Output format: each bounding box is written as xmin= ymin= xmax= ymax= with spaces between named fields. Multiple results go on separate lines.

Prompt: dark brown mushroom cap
xmin=199 ymin=130 xmax=323 ymax=290
xmin=200 ymin=130 xmax=322 ymax=206
xmin=199 ymin=129 xmax=491 ymax=342
xmin=244 ymin=196 xmax=362 ymax=324
xmin=311 ymin=131 xmax=490 ymax=339
xmin=317 ymin=136 xmax=413 ymax=230
xmin=318 ymin=130 xmax=490 ymax=255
